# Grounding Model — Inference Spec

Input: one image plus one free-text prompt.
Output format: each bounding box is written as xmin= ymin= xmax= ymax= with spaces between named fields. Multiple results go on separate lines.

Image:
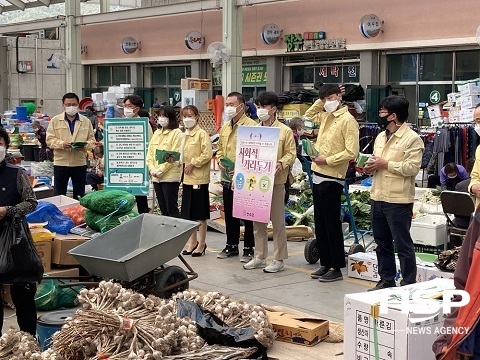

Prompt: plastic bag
xmin=30 ymin=161 xmax=54 ymax=178
xmin=177 ymin=299 xmax=267 ymax=359
xmin=26 ymin=201 xmax=74 ymax=235
xmin=0 ymin=215 xmax=44 ymax=284
xmin=291 ymin=158 xmax=303 ymax=177
xmin=84 ymin=209 xmax=139 ymax=232
xmin=28 ymin=223 xmax=55 ymax=242
xmin=79 ymin=190 xmax=135 ymax=215
xmin=62 ymin=205 xmax=87 ymax=226
xmin=360 ymin=176 xmax=373 ymax=186
xmin=35 ymin=279 xmax=84 ymax=311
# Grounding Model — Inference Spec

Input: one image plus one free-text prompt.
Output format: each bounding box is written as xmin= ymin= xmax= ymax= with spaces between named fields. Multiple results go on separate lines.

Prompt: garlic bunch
xmin=0 ymin=329 xmax=42 ymax=359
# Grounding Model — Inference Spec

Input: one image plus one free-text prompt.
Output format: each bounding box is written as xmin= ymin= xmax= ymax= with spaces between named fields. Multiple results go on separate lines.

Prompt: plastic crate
xmin=413 ymin=244 xmax=443 ymax=255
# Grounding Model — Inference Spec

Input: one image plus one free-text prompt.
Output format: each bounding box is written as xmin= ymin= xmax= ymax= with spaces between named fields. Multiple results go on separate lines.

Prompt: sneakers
xmin=217 ymin=245 xmax=239 ymax=259
xmin=263 ymin=260 xmax=285 ymax=273
xmin=310 ymin=266 xmax=329 ymax=279
xmin=367 ymin=279 xmax=396 ymax=292
xmin=243 ymin=257 xmax=267 ymax=270
xmin=240 ymin=247 xmax=254 ymax=263
xmin=318 ymin=270 xmax=343 ymax=282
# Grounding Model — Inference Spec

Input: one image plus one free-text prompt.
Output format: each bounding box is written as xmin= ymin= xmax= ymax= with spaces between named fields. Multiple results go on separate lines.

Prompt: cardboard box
xmin=45 ymin=267 xmax=80 ymax=278
xmin=425 ymin=267 xmax=454 ymax=281
xmin=180 ymin=77 xmax=200 ymax=90
xmin=278 ymin=104 xmax=311 ymax=119
xmin=410 ymin=214 xmax=447 ymax=247
xmin=51 ymin=234 xmax=89 ymax=266
xmin=267 ymin=309 xmax=329 ymax=346
xmin=42 ymin=195 xmax=79 ymax=211
xmin=34 ymin=240 xmax=52 ymax=272
xmin=447 ymin=92 xmax=461 ymax=103
xmin=458 ymin=81 xmax=480 ymax=96
xmin=344 ymin=279 xmax=454 ymax=360
xmin=460 ymin=95 xmax=480 ymax=109
xmin=460 ymin=108 xmax=475 ymax=122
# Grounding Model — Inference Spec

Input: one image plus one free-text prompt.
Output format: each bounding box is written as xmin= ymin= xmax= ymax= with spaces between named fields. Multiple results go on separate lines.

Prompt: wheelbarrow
xmin=62 ymin=213 xmax=199 ymax=299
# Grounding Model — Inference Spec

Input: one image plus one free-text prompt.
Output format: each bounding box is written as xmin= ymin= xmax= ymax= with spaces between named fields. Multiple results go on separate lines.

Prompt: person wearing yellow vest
xmin=146 ymin=105 xmax=182 ymax=218
xmin=123 ymin=95 xmax=154 ymax=214
xmin=180 ymin=105 xmax=213 ymax=257
xmin=216 ymin=92 xmax=257 ymax=263
xmin=243 ymin=92 xmax=296 ymax=273
xmin=46 ymin=92 xmax=95 ymax=199
xmin=468 ymin=104 xmax=480 ymax=207
xmin=305 ymin=84 xmax=359 ymax=282
xmin=364 ymin=96 xmax=424 ymax=291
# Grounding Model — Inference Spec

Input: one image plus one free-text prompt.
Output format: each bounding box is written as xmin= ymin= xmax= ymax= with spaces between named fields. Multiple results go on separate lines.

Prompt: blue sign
xmin=104 ymin=118 xmax=150 ymax=196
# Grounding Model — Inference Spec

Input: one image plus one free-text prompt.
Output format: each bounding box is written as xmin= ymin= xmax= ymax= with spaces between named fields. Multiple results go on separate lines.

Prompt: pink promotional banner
xmin=232 ymin=126 xmax=280 ymax=223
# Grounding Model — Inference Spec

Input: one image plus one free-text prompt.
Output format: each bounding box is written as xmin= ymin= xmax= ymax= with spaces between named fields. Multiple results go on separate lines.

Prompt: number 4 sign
xmin=429 ymin=90 xmax=441 ymax=104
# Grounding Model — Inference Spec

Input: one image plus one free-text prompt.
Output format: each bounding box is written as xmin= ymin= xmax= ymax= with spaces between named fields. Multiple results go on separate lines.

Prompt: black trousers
xmin=135 ymin=196 xmax=149 ymax=214
xmin=54 ymin=165 xmax=87 ymax=200
xmin=371 ymin=200 xmax=416 ymax=284
xmin=0 ymin=283 xmax=37 ymax=336
xmin=222 ymin=186 xmax=254 ymax=248
xmin=312 ymin=181 xmax=345 ymax=269
xmin=153 ymin=182 xmax=180 ymax=218
xmin=86 ymin=172 xmax=104 ymax=190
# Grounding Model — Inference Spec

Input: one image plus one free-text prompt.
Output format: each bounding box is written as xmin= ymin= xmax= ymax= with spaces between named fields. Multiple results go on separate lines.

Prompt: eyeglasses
xmin=474 ymin=118 xmax=480 ymax=125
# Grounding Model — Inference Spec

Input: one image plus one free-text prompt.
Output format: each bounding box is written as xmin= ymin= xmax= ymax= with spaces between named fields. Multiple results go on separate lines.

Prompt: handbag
xmin=0 ymin=214 xmax=44 ymax=284
xmin=434 ymin=247 xmax=460 ymax=272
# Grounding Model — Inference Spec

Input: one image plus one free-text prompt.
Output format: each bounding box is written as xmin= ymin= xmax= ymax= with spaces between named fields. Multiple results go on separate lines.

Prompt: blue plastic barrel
xmin=16 ymin=106 xmax=28 ymax=120
xmin=37 ymin=309 xmax=76 ymax=350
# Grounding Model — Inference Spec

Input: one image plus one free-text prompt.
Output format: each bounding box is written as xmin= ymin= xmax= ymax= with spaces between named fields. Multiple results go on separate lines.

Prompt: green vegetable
xmin=80 ymin=190 xmax=136 ymax=215
xmin=85 ymin=209 xmax=139 ymax=232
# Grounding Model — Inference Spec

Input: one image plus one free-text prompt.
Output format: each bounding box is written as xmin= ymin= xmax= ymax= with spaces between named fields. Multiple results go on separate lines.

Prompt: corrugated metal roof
xmin=0 ymin=0 xmax=141 ymax=14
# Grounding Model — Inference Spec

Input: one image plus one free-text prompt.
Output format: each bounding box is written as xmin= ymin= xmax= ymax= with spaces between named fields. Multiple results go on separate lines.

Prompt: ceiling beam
xmin=37 ymin=0 xmax=52 ymax=6
xmin=0 ymin=17 xmax=66 ymax=34
xmin=0 ymin=6 xmax=3 ymax=14
xmin=0 ymin=0 xmax=70 ymax=13
xmin=6 ymin=0 xmax=26 ymax=11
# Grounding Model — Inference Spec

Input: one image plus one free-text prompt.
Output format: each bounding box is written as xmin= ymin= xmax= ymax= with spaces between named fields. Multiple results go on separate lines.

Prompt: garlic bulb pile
xmin=0 ymin=329 xmax=42 ymax=359
xmin=174 ymin=290 xmax=276 ymax=349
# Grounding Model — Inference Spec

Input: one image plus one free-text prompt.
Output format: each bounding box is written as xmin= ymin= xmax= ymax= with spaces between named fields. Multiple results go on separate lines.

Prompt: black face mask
xmin=378 ymin=113 xmax=393 ymax=129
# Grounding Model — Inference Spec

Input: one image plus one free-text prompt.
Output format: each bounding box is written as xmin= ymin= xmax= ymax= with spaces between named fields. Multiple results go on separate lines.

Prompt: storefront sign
xmin=121 ymin=37 xmax=139 ymax=54
xmin=359 ymin=14 xmax=383 ymax=39
xmin=233 ymin=126 xmax=280 ymax=223
xmin=284 ymin=32 xmax=345 ymax=52
xmin=185 ymin=31 xmax=204 ymax=50
xmin=242 ymin=64 xmax=267 ymax=85
xmin=430 ymin=90 xmax=441 ymax=104
xmin=261 ymin=23 xmax=281 ymax=45
xmin=104 ymin=118 xmax=150 ymax=196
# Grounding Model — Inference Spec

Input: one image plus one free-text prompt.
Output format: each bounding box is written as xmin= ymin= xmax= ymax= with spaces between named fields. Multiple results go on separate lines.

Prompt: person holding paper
xmin=180 ymin=105 xmax=213 ymax=257
xmin=243 ymin=92 xmax=296 ymax=273
xmin=304 ymin=84 xmax=359 ymax=282
xmin=216 ymin=92 xmax=257 ymax=262
xmin=146 ymin=105 xmax=182 ymax=218
xmin=364 ymin=96 xmax=424 ymax=291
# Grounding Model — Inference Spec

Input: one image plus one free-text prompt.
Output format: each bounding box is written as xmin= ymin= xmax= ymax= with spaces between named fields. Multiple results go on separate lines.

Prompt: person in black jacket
xmin=0 ymin=127 xmax=38 ymax=335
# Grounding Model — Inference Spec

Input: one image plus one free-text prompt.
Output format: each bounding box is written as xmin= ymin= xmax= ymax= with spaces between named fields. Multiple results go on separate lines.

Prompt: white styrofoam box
xmin=344 ymin=279 xmax=454 ymax=360
xmin=348 ymin=184 xmax=371 ymax=193
xmin=103 ymin=91 xmax=116 ymax=103
xmin=41 ymin=195 xmax=79 ymax=211
xmin=460 ymin=108 xmax=474 ymax=123
xmin=120 ymin=84 xmax=134 ymax=88
xmin=425 ymin=267 xmax=454 ymax=281
xmin=419 ymin=202 xmax=443 ymax=215
xmin=91 ymin=93 xmax=103 ymax=103
xmin=447 ymin=92 xmax=461 ymax=103
xmin=460 ymin=95 xmax=480 ymax=109
xmin=411 ymin=214 xmax=447 ymax=246
xmin=458 ymin=81 xmax=480 ymax=96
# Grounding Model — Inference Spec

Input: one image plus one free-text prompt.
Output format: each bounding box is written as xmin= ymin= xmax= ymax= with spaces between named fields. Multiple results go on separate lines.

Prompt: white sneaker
xmin=243 ymin=257 xmax=267 ymax=270
xmin=263 ymin=260 xmax=284 ymax=273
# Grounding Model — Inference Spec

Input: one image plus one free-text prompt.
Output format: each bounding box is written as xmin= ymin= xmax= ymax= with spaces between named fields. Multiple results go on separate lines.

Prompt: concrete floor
xmin=3 ymin=229 xmax=375 ymax=359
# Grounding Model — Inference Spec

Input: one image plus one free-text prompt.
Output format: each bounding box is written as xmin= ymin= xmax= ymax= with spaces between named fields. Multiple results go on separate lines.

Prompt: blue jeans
xmin=371 ymin=200 xmax=416 ymax=284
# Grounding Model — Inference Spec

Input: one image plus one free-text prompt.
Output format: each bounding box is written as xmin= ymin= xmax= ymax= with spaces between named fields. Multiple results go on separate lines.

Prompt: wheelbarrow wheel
xmin=155 ymin=265 xmax=189 ymax=299
xmin=348 ymin=243 xmax=365 ymax=255
xmin=304 ymin=238 xmax=320 ymax=264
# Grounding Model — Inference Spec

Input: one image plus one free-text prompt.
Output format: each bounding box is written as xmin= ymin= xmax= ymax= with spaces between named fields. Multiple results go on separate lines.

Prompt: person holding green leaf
xmin=216 ymin=92 xmax=257 ymax=263
xmin=146 ymin=105 xmax=182 ymax=218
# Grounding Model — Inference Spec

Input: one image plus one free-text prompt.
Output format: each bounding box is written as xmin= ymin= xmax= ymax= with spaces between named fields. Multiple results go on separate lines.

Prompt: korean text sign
xmin=232 ymin=126 xmax=280 ymax=223
xmin=104 ymin=118 xmax=150 ymax=196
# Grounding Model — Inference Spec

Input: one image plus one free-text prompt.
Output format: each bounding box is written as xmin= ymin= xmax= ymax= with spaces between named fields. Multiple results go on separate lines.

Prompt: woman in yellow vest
xmin=146 ymin=105 xmax=183 ymax=218
xmin=180 ymin=105 xmax=213 ymax=256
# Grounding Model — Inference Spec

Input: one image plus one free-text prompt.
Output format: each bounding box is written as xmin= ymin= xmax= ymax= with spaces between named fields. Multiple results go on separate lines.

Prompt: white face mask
xmin=475 ymin=124 xmax=480 ymax=137
xmin=65 ymin=106 xmax=78 ymax=116
xmin=225 ymin=106 xmax=240 ymax=120
xmin=124 ymin=108 xmax=135 ymax=118
xmin=158 ymin=117 xmax=169 ymax=128
xmin=257 ymin=108 xmax=271 ymax=122
xmin=324 ymin=100 xmax=339 ymax=113
xmin=0 ymin=146 xmax=5 ymax=162
xmin=183 ymin=117 xmax=196 ymax=129
xmin=297 ymin=129 xmax=304 ymax=136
